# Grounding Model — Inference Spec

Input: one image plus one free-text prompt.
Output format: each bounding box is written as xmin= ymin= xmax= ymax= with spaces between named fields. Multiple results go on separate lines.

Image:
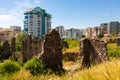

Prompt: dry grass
xmin=66 ymin=59 xmax=120 ymax=80
xmin=1 ymin=59 xmax=120 ymax=80
xmin=64 ymin=47 xmax=79 ymax=53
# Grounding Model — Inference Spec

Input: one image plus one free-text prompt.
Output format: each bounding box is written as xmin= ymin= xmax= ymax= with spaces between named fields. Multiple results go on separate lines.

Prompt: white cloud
xmin=0 ymin=8 xmax=6 ymax=14
xmin=0 ymin=15 xmax=11 ymax=22
xmin=0 ymin=8 xmax=5 ymax=11
xmin=34 ymin=0 xmax=41 ymax=4
xmin=0 ymin=15 xmax=22 ymax=28
xmin=0 ymin=0 xmax=32 ymax=28
xmin=0 ymin=0 xmax=43 ymax=29
xmin=14 ymin=0 xmax=32 ymax=8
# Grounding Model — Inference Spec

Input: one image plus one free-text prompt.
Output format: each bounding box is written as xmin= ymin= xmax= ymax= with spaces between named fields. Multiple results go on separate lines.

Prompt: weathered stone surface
xmin=32 ymin=37 xmax=43 ymax=55
xmin=11 ymin=37 xmax=16 ymax=60
xmin=117 ymin=38 xmax=120 ymax=46
xmin=91 ymin=39 xmax=109 ymax=62
xmin=21 ymin=35 xmax=43 ymax=63
xmin=80 ymin=38 xmax=109 ymax=68
xmin=2 ymin=41 xmax=11 ymax=59
xmin=40 ymin=29 xmax=63 ymax=71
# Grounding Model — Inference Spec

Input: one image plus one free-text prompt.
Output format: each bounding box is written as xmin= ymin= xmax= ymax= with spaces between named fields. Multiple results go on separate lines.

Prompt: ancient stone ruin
xmin=117 ymin=37 xmax=120 ymax=46
xmin=80 ymin=38 xmax=109 ymax=68
xmin=11 ymin=37 xmax=16 ymax=60
xmin=91 ymin=39 xmax=109 ymax=62
xmin=40 ymin=29 xmax=63 ymax=71
xmin=21 ymin=35 xmax=43 ymax=63
xmin=2 ymin=40 xmax=11 ymax=59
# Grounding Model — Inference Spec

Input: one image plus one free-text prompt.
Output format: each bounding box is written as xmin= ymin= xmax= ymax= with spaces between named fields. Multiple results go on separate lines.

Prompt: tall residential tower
xmin=55 ymin=26 xmax=64 ymax=37
xmin=24 ymin=7 xmax=51 ymax=39
xmin=107 ymin=21 xmax=119 ymax=35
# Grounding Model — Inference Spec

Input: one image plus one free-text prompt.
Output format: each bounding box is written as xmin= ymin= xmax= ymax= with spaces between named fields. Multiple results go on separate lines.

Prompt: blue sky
xmin=0 ymin=0 xmax=120 ymax=29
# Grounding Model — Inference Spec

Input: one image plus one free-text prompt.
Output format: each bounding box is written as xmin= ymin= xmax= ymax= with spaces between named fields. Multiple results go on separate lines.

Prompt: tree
xmin=16 ymin=33 xmax=27 ymax=52
xmin=17 ymin=33 xmax=27 ymax=43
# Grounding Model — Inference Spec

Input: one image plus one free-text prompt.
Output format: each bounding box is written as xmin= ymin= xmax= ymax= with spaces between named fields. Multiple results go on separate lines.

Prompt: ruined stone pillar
xmin=40 ymin=29 xmax=63 ymax=71
xmin=11 ymin=37 xmax=16 ymax=60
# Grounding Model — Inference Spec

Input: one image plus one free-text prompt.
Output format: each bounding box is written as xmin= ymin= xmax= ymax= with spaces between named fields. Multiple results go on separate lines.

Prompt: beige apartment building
xmin=0 ymin=27 xmax=22 ymax=42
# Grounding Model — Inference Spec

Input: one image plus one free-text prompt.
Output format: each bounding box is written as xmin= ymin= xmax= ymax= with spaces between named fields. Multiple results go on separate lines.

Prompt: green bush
xmin=0 ymin=60 xmax=20 ymax=74
xmin=24 ymin=57 xmax=47 ymax=75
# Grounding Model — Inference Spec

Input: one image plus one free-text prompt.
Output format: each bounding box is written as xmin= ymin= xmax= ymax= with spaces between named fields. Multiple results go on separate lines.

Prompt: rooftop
xmin=24 ymin=7 xmax=51 ymax=17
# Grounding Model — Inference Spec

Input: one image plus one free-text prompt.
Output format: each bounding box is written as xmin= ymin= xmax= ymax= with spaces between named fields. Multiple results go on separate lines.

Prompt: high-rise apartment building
xmin=100 ymin=23 xmax=108 ymax=34
xmin=64 ymin=28 xmax=82 ymax=39
xmin=24 ymin=7 xmax=51 ymax=39
xmin=55 ymin=26 xmax=64 ymax=37
xmin=107 ymin=21 xmax=119 ymax=35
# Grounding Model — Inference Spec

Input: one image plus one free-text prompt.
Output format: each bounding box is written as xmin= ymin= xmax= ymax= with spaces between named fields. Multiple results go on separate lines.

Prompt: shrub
xmin=0 ymin=60 xmax=20 ymax=74
xmin=24 ymin=57 xmax=47 ymax=75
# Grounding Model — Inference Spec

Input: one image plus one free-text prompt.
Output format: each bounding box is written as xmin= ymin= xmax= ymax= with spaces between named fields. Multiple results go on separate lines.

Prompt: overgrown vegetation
xmin=16 ymin=33 xmax=27 ymax=52
xmin=0 ymin=60 xmax=20 ymax=74
xmin=107 ymin=43 xmax=120 ymax=58
xmin=24 ymin=57 xmax=49 ymax=75
xmin=0 ymin=38 xmax=120 ymax=79
xmin=0 ymin=59 xmax=120 ymax=80
xmin=65 ymin=59 xmax=120 ymax=80
xmin=62 ymin=38 xmax=79 ymax=52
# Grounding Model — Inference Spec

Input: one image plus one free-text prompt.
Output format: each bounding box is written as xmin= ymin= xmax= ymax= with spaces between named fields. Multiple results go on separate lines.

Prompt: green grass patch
xmin=107 ymin=43 xmax=120 ymax=58
xmin=62 ymin=38 xmax=79 ymax=52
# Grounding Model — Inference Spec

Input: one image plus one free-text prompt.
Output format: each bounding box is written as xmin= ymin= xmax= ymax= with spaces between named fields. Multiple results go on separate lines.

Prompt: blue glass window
xmin=29 ymin=15 xmax=33 ymax=18
xmin=25 ymin=16 xmax=28 ymax=19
